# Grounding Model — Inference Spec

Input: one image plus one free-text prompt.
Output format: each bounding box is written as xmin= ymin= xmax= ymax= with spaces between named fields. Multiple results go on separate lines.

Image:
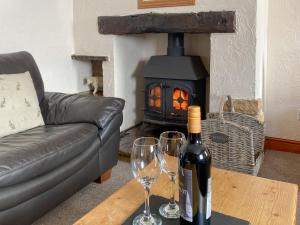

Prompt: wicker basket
xmin=202 ymin=96 xmax=264 ymax=175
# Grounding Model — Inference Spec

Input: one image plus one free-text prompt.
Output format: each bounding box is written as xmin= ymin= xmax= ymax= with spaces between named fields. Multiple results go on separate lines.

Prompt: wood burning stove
xmin=143 ymin=33 xmax=209 ymax=127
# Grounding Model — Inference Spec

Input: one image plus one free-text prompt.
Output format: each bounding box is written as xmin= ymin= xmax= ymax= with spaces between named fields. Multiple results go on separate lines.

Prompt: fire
xmin=173 ymin=100 xmax=180 ymax=110
xmin=173 ymin=88 xmax=189 ymax=111
xmin=148 ymin=86 xmax=189 ymax=111
xmin=181 ymin=101 xmax=188 ymax=110
xmin=154 ymin=86 xmax=161 ymax=97
xmin=149 ymin=85 xmax=161 ymax=108
xmin=173 ymin=89 xmax=181 ymax=99
xmin=155 ymin=99 xmax=161 ymax=107
xmin=149 ymin=99 xmax=154 ymax=107
xmin=181 ymin=90 xmax=189 ymax=101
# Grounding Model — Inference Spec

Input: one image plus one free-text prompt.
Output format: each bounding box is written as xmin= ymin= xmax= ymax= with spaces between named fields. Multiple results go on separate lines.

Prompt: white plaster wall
xmin=265 ymin=0 xmax=300 ymax=141
xmin=74 ymin=0 xmax=261 ymax=130
xmin=0 ymin=0 xmax=90 ymax=93
xmin=185 ymin=34 xmax=211 ymax=72
xmin=113 ymin=34 xmax=165 ymax=130
xmin=256 ymin=0 xmax=269 ymax=99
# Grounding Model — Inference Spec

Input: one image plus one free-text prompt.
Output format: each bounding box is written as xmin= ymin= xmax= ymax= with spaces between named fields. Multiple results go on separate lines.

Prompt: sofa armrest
xmin=43 ymin=92 xmax=125 ymax=129
xmin=99 ymin=113 xmax=123 ymax=145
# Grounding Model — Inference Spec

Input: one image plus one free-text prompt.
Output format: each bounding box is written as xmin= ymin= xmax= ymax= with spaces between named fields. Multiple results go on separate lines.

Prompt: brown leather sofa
xmin=0 ymin=51 xmax=125 ymax=225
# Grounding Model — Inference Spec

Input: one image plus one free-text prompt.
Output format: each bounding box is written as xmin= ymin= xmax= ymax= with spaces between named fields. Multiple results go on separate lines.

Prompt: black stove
xmin=143 ymin=33 xmax=209 ymax=127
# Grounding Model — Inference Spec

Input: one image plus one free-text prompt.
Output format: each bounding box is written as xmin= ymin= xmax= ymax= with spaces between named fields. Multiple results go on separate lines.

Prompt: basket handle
xmin=219 ymin=95 xmax=235 ymax=120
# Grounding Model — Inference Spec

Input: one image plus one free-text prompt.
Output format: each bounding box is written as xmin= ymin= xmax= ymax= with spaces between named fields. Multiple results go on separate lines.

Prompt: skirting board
xmin=265 ymin=137 xmax=300 ymax=154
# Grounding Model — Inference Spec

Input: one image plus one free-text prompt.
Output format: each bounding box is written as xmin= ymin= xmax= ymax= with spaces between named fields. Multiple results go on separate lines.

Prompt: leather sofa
xmin=0 ymin=52 xmax=125 ymax=225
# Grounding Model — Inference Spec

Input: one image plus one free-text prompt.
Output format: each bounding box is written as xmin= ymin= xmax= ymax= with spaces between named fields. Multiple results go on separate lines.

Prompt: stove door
xmin=166 ymin=80 xmax=193 ymax=121
xmin=145 ymin=80 xmax=165 ymax=119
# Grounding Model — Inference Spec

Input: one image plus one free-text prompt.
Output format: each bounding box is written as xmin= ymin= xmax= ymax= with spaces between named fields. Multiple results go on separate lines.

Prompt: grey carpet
xmin=119 ymin=124 xmax=187 ymax=157
xmin=32 ymin=161 xmax=132 ymax=225
xmin=33 ymin=151 xmax=299 ymax=225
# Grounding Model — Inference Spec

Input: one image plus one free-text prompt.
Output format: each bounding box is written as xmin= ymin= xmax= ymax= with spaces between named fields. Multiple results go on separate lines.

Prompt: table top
xmin=73 ymin=167 xmax=298 ymax=225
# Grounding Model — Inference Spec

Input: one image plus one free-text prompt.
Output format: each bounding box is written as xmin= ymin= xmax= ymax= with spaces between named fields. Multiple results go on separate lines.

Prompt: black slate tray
xmin=122 ymin=196 xmax=250 ymax=225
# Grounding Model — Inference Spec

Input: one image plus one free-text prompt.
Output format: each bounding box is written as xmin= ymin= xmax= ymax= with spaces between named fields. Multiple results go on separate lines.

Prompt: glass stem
xmin=169 ymin=175 xmax=176 ymax=209
xmin=144 ymin=186 xmax=151 ymax=221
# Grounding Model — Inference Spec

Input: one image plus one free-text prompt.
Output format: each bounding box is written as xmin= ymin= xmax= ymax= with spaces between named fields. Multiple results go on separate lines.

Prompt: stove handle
xmin=191 ymin=93 xmax=199 ymax=98
xmin=170 ymin=112 xmax=182 ymax=117
xmin=162 ymin=84 xmax=170 ymax=89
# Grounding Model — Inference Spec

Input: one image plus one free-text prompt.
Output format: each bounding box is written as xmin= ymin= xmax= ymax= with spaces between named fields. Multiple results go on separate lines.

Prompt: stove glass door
xmin=166 ymin=81 xmax=193 ymax=120
xmin=145 ymin=81 xmax=165 ymax=118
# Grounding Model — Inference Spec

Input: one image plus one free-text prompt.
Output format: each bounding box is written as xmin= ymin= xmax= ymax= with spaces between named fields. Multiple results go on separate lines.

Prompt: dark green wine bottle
xmin=179 ymin=106 xmax=212 ymax=225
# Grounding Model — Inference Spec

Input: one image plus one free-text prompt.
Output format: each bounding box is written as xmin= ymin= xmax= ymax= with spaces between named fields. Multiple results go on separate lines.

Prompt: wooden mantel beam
xmin=98 ymin=12 xmax=236 ymax=35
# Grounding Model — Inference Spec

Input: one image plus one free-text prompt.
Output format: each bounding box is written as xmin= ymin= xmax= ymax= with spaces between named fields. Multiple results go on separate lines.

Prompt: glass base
xmin=132 ymin=214 xmax=162 ymax=225
xmin=159 ymin=203 xmax=180 ymax=219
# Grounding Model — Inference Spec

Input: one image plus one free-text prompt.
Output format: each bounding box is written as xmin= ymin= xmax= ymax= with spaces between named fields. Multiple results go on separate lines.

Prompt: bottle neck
xmin=187 ymin=132 xmax=202 ymax=144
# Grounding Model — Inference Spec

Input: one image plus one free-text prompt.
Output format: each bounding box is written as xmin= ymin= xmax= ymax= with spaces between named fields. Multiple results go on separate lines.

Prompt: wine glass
xmin=131 ymin=137 xmax=162 ymax=225
xmin=159 ymin=131 xmax=186 ymax=219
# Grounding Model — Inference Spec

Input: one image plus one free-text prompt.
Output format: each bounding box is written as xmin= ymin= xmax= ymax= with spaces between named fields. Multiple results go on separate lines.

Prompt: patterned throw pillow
xmin=0 ymin=71 xmax=45 ymax=138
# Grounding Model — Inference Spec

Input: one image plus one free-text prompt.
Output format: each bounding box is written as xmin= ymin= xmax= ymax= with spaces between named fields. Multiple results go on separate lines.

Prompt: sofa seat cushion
xmin=0 ymin=123 xmax=99 ymax=187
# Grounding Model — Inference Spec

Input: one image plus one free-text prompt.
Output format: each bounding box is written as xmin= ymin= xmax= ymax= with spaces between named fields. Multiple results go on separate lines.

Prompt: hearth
xmin=143 ymin=33 xmax=209 ymax=127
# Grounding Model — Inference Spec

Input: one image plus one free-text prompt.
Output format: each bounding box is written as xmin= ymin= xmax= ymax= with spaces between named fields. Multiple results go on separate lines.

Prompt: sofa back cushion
xmin=0 ymin=71 xmax=45 ymax=138
xmin=0 ymin=51 xmax=44 ymax=103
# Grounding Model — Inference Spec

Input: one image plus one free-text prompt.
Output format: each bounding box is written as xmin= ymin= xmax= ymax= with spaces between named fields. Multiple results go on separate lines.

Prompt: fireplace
xmin=143 ymin=33 xmax=209 ymax=127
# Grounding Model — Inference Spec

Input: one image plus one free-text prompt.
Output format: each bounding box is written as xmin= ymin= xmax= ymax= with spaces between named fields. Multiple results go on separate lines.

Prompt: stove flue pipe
xmin=167 ymin=33 xmax=184 ymax=56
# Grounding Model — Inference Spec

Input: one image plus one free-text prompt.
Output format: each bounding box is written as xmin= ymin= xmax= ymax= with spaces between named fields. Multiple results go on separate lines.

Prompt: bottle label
xmin=206 ymin=177 xmax=212 ymax=219
xmin=179 ymin=168 xmax=193 ymax=222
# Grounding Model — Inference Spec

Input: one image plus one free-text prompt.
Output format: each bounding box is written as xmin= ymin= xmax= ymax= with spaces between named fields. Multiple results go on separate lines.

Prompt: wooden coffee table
xmin=73 ymin=167 xmax=298 ymax=225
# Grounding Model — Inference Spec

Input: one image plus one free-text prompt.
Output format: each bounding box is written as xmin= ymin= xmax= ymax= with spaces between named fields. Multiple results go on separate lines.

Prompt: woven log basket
xmin=202 ymin=96 xmax=264 ymax=175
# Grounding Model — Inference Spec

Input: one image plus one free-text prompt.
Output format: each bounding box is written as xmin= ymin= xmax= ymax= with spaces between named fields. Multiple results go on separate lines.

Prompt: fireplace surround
xmin=83 ymin=3 xmax=267 ymax=130
xmin=143 ymin=33 xmax=208 ymax=126
xmin=97 ymin=12 xmax=236 ymax=128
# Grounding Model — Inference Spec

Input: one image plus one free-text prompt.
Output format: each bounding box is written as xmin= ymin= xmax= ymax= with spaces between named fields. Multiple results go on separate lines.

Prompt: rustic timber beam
xmin=98 ymin=11 xmax=236 ymax=35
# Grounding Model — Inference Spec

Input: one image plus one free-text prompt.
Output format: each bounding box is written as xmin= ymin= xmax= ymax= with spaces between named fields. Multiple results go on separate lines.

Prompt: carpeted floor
xmin=119 ymin=123 xmax=187 ymax=157
xmin=32 ymin=161 xmax=133 ymax=225
xmin=33 ymin=149 xmax=299 ymax=225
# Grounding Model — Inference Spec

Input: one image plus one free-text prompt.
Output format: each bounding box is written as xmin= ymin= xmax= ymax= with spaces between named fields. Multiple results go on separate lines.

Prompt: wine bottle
xmin=179 ymin=105 xmax=212 ymax=225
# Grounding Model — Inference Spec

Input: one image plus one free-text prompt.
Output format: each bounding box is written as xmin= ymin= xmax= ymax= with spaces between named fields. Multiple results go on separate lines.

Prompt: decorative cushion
xmin=0 ymin=71 xmax=45 ymax=138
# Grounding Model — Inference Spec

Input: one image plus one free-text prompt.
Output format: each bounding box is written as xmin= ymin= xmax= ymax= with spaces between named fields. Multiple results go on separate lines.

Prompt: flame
xmin=173 ymin=88 xmax=181 ymax=99
xmin=173 ymin=88 xmax=189 ymax=111
xmin=149 ymin=86 xmax=189 ymax=111
xmin=149 ymin=85 xmax=161 ymax=108
xmin=173 ymin=100 xmax=180 ymax=110
xmin=155 ymin=99 xmax=161 ymax=108
xmin=150 ymin=88 xmax=154 ymax=97
xmin=181 ymin=101 xmax=188 ymax=110
xmin=154 ymin=86 xmax=161 ymax=97
xmin=181 ymin=91 xmax=189 ymax=101
xmin=149 ymin=99 xmax=154 ymax=107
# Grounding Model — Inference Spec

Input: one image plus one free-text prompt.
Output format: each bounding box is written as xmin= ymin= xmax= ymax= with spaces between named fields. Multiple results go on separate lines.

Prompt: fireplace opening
xmin=143 ymin=33 xmax=209 ymax=127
